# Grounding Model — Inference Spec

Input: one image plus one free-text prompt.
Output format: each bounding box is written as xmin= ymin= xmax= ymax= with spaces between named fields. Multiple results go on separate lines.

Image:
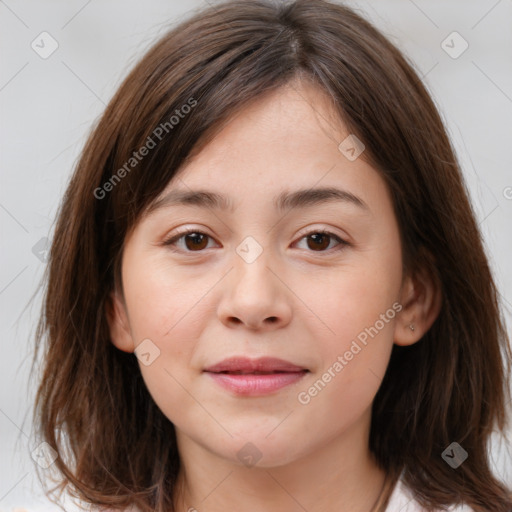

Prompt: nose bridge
xmin=231 ymin=234 xmax=275 ymax=299
xmin=217 ymin=234 xmax=292 ymax=330
xmin=235 ymin=234 xmax=267 ymax=272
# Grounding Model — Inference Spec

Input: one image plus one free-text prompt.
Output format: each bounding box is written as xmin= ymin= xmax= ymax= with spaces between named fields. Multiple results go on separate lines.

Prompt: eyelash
xmin=162 ymin=228 xmax=349 ymax=254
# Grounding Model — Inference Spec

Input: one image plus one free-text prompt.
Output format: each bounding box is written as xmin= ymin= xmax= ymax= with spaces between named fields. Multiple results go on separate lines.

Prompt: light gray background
xmin=1 ymin=0 xmax=511 ymax=510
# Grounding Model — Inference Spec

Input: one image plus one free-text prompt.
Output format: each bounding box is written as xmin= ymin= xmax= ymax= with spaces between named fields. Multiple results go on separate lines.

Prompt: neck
xmin=172 ymin=408 xmax=388 ymax=512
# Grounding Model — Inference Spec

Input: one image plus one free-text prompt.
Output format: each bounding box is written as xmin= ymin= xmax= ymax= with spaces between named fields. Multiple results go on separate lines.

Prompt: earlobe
xmin=106 ymin=290 xmax=135 ymax=353
xmin=394 ymin=263 xmax=442 ymax=347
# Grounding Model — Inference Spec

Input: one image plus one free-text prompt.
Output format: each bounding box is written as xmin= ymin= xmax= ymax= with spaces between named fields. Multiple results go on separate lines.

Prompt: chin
xmin=218 ymin=431 xmax=308 ymax=469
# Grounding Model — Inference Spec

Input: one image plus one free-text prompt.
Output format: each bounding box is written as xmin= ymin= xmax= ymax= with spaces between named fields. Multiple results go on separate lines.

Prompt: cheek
xmin=294 ymin=247 xmax=401 ymax=349
xmin=294 ymin=277 xmax=397 ymax=434
xmin=120 ymin=255 xmax=213 ymax=417
xmin=122 ymin=254 xmax=211 ymax=342
xmin=291 ymin=238 xmax=401 ymax=404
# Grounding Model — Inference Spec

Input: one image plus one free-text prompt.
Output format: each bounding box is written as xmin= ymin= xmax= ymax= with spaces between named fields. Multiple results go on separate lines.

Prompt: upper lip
xmin=204 ymin=357 xmax=308 ymax=373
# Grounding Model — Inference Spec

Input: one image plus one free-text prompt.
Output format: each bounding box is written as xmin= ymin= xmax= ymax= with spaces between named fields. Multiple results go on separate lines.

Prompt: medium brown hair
xmin=31 ymin=1 xmax=512 ymax=510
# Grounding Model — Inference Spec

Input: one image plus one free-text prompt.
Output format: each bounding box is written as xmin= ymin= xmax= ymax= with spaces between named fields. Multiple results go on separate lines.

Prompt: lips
xmin=203 ymin=356 xmax=307 ymax=374
xmin=203 ymin=357 xmax=309 ymax=396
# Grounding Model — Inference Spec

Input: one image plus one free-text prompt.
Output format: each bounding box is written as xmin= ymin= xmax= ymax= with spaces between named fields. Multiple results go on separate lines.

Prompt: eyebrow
xmin=146 ymin=186 xmax=369 ymax=215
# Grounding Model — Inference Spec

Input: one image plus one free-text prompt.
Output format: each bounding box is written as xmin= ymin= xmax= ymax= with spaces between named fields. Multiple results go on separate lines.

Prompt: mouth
xmin=203 ymin=356 xmax=308 ymax=374
xmin=203 ymin=357 xmax=309 ymax=396
xmin=214 ymin=370 xmax=304 ymax=375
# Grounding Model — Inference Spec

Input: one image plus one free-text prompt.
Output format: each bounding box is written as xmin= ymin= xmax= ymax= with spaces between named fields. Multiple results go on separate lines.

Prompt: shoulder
xmin=385 ymin=477 xmax=474 ymax=512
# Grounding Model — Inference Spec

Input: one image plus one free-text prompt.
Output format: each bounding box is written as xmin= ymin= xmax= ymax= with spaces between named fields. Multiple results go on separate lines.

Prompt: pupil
xmin=186 ymin=233 xmax=207 ymax=250
xmin=308 ymin=233 xmax=329 ymax=251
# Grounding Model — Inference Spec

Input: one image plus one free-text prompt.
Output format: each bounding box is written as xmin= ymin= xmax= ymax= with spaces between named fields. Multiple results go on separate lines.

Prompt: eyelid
xmin=162 ymin=226 xmax=219 ymax=249
xmin=292 ymin=228 xmax=349 ymax=252
xmin=294 ymin=224 xmax=349 ymax=243
xmin=161 ymin=226 xmax=350 ymax=253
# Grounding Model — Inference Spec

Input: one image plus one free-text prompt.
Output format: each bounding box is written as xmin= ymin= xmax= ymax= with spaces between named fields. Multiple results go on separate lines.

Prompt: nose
xmin=217 ymin=250 xmax=292 ymax=331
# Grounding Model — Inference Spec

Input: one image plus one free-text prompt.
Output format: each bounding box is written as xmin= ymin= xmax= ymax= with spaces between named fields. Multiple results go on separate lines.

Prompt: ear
xmin=394 ymin=256 xmax=442 ymax=347
xmin=106 ymin=289 xmax=135 ymax=353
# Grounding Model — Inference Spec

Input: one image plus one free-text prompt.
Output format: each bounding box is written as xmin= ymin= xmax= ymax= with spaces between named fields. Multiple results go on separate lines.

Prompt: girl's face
xmin=109 ymin=80 xmax=415 ymax=468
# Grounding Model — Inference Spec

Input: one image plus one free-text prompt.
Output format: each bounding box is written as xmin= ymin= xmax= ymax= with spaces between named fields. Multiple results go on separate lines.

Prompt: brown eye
xmin=163 ymin=229 xmax=348 ymax=254
xmin=183 ymin=232 xmax=209 ymax=251
xmin=306 ymin=233 xmax=331 ymax=251
xmin=163 ymin=230 xmax=214 ymax=252
xmin=296 ymin=230 xmax=347 ymax=253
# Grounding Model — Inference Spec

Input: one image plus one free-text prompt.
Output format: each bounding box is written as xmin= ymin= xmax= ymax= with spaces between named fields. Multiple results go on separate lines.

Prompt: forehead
xmin=144 ymin=81 xmax=389 ymax=219
xmin=189 ymin=81 xmax=345 ymax=164
xmin=156 ymin=82 xmax=376 ymax=195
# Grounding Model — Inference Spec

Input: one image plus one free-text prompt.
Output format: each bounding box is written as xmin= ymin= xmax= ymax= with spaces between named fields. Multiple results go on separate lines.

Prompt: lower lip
xmin=205 ymin=371 xmax=308 ymax=396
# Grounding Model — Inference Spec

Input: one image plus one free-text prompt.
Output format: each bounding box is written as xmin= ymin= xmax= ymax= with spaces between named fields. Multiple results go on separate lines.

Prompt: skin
xmin=107 ymin=78 xmax=441 ymax=512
